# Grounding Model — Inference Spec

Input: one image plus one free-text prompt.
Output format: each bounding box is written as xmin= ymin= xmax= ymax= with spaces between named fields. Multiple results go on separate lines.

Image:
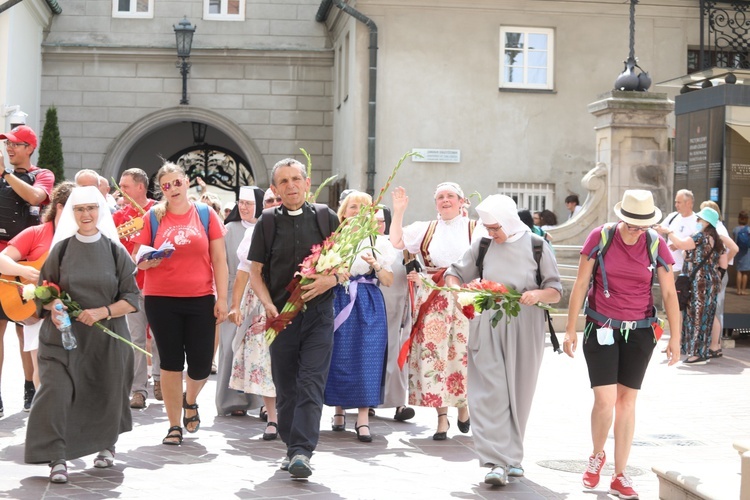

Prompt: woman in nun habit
xmin=445 ymin=195 xmax=562 ymax=487
xmin=25 ymin=186 xmax=139 ymax=483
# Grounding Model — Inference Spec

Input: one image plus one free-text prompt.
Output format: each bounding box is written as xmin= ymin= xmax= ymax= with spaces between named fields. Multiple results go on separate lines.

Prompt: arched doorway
xmin=102 ymin=107 xmax=268 ymax=195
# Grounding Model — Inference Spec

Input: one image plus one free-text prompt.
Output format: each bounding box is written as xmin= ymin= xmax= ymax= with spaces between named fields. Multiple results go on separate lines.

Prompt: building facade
xmin=3 ymin=0 xmax=707 ymax=219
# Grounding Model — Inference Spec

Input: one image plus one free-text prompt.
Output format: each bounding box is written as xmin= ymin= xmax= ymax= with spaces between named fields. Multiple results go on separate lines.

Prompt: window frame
xmin=499 ymin=26 xmax=555 ymax=91
xmin=112 ymin=0 xmax=154 ymax=19
xmin=497 ymin=182 xmax=554 ymax=214
xmin=203 ymin=0 xmax=246 ymax=21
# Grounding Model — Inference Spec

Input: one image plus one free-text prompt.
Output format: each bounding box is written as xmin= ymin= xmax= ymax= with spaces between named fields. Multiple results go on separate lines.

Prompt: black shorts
xmin=144 ymin=295 xmax=216 ymax=381
xmin=582 ymin=320 xmax=657 ymax=390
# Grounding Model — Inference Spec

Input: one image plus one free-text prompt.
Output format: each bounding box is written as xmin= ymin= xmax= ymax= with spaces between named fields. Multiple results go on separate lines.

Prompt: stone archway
xmin=101 ymin=107 xmax=268 ymax=187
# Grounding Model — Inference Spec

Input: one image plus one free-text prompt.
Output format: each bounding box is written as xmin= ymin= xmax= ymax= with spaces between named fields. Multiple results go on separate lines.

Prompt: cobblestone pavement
xmin=1 ymin=324 xmax=749 ymax=499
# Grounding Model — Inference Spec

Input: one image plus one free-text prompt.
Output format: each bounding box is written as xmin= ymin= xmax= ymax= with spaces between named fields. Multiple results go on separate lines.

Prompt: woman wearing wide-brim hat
xmin=564 ymin=189 xmax=681 ymax=499
xmin=665 ymin=206 xmax=727 ymax=364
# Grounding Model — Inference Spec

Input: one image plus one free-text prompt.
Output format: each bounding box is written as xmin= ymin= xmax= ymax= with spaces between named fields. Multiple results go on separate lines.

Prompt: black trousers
xmin=270 ymin=300 xmax=334 ymax=459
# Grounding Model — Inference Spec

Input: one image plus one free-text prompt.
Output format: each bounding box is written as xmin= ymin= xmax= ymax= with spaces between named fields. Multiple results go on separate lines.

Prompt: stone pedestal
xmin=587 ymin=90 xmax=675 ymax=215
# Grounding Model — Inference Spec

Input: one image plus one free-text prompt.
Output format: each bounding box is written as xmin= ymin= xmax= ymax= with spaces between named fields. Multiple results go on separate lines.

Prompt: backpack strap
xmin=589 ymin=223 xmax=617 ymax=298
xmin=195 ymin=202 xmax=211 ymax=235
xmin=420 ymin=220 xmax=439 ymax=268
xmin=645 ymin=228 xmax=667 ymax=285
xmin=312 ymin=203 xmax=331 ymax=238
xmin=667 ymin=212 xmax=679 ymax=226
xmin=149 ymin=209 xmax=159 ymax=246
xmin=476 ymin=237 xmax=492 ymax=279
xmin=531 ymin=233 xmax=561 ymax=353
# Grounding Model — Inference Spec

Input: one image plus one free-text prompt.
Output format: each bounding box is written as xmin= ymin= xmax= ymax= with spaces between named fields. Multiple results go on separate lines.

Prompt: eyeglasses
xmin=73 ymin=205 xmax=99 ymax=214
xmin=237 ymin=200 xmax=255 ymax=207
xmin=160 ymin=178 xmax=185 ymax=192
xmin=486 ymin=226 xmax=504 ymax=234
xmin=3 ymin=140 xmax=30 ymax=148
xmin=625 ymin=223 xmax=653 ymax=232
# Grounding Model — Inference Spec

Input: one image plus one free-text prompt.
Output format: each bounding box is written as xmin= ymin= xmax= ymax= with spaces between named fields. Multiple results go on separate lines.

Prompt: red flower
xmin=461 ymin=304 xmax=475 ymax=319
xmin=42 ymin=280 xmax=61 ymax=295
xmin=445 ymin=371 xmax=466 ymax=397
xmin=421 ymin=392 xmax=443 ymax=407
xmin=428 ymin=294 xmax=448 ymax=313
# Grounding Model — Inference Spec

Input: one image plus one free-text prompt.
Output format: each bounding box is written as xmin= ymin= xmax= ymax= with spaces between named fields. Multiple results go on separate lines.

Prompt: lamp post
xmin=173 ymin=16 xmax=196 ymax=105
xmin=614 ymin=0 xmax=651 ymax=91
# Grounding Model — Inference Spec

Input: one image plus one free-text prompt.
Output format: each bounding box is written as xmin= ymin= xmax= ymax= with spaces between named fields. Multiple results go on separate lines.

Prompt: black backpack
xmin=476 ymin=234 xmax=561 ymax=353
xmin=0 ymin=170 xmax=41 ymax=241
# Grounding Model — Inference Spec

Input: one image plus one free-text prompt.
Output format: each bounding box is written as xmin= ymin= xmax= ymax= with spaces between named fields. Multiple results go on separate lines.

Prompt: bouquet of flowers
xmin=0 ymin=278 xmax=150 ymax=356
xmin=425 ymin=278 xmax=555 ymax=328
xmin=264 ymin=150 xmax=420 ymax=345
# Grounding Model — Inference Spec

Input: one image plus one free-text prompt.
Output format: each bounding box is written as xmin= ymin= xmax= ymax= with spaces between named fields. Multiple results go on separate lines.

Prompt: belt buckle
xmin=622 ymin=320 xmax=637 ymax=330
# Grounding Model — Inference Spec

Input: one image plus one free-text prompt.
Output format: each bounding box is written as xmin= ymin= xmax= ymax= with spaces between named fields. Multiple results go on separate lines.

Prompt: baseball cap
xmin=0 ymin=125 xmax=38 ymax=149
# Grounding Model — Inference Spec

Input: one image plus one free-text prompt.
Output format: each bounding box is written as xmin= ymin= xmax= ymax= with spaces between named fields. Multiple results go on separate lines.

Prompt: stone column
xmin=587 ymin=90 xmax=675 ymax=215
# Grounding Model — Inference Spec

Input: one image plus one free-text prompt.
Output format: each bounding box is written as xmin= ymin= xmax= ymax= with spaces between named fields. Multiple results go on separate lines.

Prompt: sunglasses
xmin=625 ymin=223 xmax=653 ymax=232
xmin=161 ymin=178 xmax=186 ymax=192
xmin=264 ymin=197 xmax=282 ymax=204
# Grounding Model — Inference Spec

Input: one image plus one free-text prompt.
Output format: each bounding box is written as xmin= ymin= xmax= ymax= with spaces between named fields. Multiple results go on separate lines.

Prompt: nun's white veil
xmin=51 ymin=185 xmax=124 ymax=250
xmin=475 ymin=195 xmax=530 ymax=243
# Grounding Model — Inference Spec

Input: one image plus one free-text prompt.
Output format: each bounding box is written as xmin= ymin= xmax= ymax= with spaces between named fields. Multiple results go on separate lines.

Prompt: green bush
xmin=37 ymin=106 xmax=65 ymax=183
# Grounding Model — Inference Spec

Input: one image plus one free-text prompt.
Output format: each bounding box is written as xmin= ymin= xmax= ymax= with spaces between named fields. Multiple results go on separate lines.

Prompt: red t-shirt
xmin=113 ymin=199 xmax=156 ymax=289
xmin=581 ymin=224 xmax=674 ymax=324
xmin=0 ymin=166 xmax=54 ymax=252
xmin=7 ymin=221 xmax=54 ymax=262
xmin=132 ymin=204 xmax=226 ymax=297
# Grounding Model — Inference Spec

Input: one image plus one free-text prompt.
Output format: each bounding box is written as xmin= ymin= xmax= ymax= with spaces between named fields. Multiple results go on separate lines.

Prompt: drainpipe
xmin=317 ymin=0 xmax=378 ymax=196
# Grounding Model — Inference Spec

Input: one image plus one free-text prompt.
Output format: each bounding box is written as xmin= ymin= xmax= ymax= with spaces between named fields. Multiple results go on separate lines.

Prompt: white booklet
xmin=136 ymin=241 xmax=175 ymax=264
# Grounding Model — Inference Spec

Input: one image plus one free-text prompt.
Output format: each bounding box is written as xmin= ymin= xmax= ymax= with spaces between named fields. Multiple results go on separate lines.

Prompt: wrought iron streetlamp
xmin=614 ymin=0 xmax=651 ymax=91
xmin=173 ymin=16 xmax=196 ymax=105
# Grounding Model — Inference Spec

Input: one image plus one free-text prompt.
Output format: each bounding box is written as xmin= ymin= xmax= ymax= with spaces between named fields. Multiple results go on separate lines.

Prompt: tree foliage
xmin=37 ymin=106 xmax=65 ymax=183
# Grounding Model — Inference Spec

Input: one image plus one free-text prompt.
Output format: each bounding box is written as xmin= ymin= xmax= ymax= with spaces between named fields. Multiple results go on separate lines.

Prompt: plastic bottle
xmin=54 ymin=303 xmax=77 ymax=350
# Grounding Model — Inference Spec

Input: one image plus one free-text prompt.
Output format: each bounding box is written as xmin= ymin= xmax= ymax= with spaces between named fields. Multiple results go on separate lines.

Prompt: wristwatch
xmin=2 ymin=165 xmax=12 ymax=179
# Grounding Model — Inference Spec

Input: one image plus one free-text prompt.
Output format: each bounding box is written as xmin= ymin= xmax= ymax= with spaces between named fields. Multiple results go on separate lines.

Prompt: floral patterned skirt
xmin=407 ymin=287 xmax=469 ymax=408
xmin=228 ymin=288 xmax=276 ymax=397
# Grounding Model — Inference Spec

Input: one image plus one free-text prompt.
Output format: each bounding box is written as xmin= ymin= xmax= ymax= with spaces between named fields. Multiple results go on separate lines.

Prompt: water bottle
xmin=54 ymin=303 xmax=77 ymax=350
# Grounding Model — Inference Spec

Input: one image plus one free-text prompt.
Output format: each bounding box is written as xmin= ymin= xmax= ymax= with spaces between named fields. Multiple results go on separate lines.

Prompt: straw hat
xmin=613 ymin=190 xmax=662 ymax=226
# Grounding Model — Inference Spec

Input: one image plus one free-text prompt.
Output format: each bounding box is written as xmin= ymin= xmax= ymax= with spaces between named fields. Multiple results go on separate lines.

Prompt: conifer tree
xmin=37 ymin=106 xmax=65 ymax=183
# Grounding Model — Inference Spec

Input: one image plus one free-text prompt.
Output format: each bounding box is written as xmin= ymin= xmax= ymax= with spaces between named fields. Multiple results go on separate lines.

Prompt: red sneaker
xmin=582 ymin=451 xmax=606 ymax=489
xmin=609 ymin=473 xmax=639 ymax=499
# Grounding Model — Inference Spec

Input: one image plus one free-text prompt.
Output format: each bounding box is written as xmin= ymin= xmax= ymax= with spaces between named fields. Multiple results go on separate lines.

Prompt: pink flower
xmin=423 ymin=318 xmax=448 ymax=345
xmin=446 ymin=372 xmax=466 ymax=397
xmin=421 ymin=393 xmax=443 ymax=407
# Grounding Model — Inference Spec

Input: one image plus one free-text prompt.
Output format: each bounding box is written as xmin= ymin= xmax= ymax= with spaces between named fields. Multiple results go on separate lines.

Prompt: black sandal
xmin=182 ymin=393 xmax=200 ymax=433
xmin=263 ymin=422 xmax=278 ymax=441
xmin=259 ymin=405 xmax=268 ymax=422
xmin=709 ymin=348 xmax=723 ymax=358
xmin=162 ymin=426 xmax=183 ymax=445
xmin=433 ymin=413 xmax=450 ymax=441
xmin=355 ymin=422 xmax=372 ymax=443
xmin=331 ymin=413 xmax=346 ymax=432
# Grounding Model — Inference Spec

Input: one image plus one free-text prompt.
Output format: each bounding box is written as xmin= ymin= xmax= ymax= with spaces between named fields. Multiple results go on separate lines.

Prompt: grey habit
xmin=26 ymin=236 xmax=139 ymax=463
xmin=215 ymin=220 xmax=262 ymax=415
xmin=446 ymin=232 xmax=562 ymax=468
xmin=378 ymin=250 xmax=411 ymax=408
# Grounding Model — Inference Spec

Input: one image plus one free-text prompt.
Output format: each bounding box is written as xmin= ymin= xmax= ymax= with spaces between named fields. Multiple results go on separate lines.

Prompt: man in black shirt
xmin=248 ymin=158 xmax=339 ymax=479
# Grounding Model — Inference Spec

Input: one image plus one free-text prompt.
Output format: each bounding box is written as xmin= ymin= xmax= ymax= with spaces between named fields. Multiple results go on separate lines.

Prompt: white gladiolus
xmin=457 ymin=292 xmax=475 ymax=307
xmin=22 ymin=284 xmax=37 ymax=301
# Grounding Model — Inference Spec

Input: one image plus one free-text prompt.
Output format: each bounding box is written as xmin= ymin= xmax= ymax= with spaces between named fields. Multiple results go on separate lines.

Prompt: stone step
xmin=652 ymin=464 xmax=741 ymax=500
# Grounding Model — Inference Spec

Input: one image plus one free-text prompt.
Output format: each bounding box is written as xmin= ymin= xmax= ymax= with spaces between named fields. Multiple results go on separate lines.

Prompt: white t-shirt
xmin=660 ymin=211 xmax=697 ymax=273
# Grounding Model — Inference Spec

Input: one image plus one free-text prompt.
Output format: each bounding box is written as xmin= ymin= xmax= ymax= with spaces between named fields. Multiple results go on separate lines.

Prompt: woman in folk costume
xmin=227 ymin=187 xmax=279 ymax=440
xmin=325 ymin=191 xmax=395 ymax=442
xmin=389 ymin=182 xmax=480 ymax=439
xmin=445 ymin=195 xmax=562 ymax=486
xmin=25 ymin=186 xmax=139 ymax=483
xmin=374 ymin=207 xmax=415 ymax=422
xmin=215 ymin=186 xmax=265 ymax=417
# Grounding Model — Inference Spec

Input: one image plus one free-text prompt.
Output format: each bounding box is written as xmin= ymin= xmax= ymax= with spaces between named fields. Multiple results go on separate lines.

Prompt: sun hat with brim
xmin=613 ymin=189 xmax=662 ymax=226
xmin=696 ymin=206 xmax=719 ymax=228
